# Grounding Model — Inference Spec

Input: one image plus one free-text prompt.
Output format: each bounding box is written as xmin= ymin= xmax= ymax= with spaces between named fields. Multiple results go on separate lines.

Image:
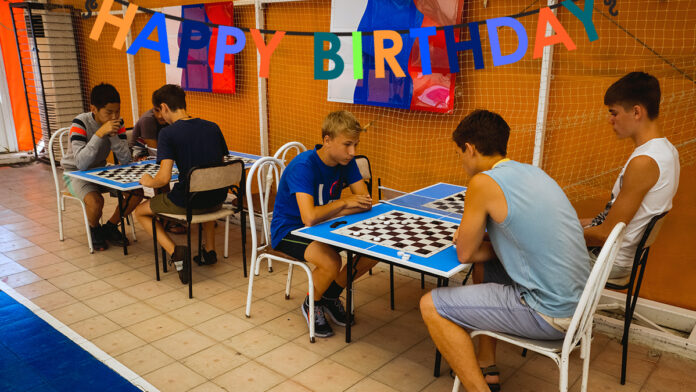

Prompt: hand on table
xmin=344 ymin=194 xmax=372 ymax=209
xmin=139 ymin=173 xmax=153 ymax=187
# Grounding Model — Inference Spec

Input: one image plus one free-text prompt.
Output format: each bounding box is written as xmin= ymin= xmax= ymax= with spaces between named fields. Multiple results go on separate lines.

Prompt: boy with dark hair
xmin=581 ymin=72 xmax=679 ymax=279
xmin=420 ymin=110 xmax=590 ymax=391
xmin=61 ymin=83 xmax=143 ymax=251
xmin=129 ymin=91 xmax=168 ymax=156
xmin=271 ymin=110 xmax=376 ymax=338
xmin=134 ymin=84 xmax=229 ymax=284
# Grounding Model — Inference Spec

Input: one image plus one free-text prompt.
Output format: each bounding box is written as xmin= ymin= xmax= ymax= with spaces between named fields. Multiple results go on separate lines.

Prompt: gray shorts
xmin=63 ymin=174 xmax=112 ymax=201
xmin=431 ymin=259 xmax=565 ymax=340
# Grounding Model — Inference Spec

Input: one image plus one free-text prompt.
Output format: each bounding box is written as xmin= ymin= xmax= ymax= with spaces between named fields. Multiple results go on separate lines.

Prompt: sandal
xmin=164 ymin=221 xmax=187 ymax=234
xmin=169 ymin=245 xmax=189 ymax=284
xmin=481 ymin=364 xmax=501 ymax=392
xmin=194 ymin=249 xmax=217 ymax=266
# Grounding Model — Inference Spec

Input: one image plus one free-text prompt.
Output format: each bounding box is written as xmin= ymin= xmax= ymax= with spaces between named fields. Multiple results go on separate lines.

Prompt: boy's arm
xmin=295 ymin=190 xmax=371 ymax=227
xmin=339 ymin=179 xmax=372 ymax=216
xmin=140 ymin=159 xmax=173 ymax=188
xmin=109 ymin=121 xmax=132 ymax=164
xmin=70 ymin=119 xmax=115 ymax=170
xmin=453 ymin=174 xmax=498 ymax=264
xmin=584 ymin=155 xmax=659 ymax=246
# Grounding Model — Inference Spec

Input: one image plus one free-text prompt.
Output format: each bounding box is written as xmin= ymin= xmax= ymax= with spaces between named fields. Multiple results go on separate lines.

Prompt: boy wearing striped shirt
xmin=61 ymin=83 xmax=143 ymax=251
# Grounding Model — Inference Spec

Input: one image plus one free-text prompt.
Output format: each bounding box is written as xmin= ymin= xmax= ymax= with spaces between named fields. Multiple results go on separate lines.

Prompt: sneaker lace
xmin=314 ymin=304 xmax=328 ymax=325
xmin=327 ymin=297 xmax=346 ymax=315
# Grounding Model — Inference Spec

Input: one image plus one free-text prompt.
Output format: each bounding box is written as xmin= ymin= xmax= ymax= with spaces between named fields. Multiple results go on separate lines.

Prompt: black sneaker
xmin=101 ymin=222 xmax=129 ymax=246
xmin=169 ymin=245 xmax=189 ymax=284
xmin=194 ymin=249 xmax=217 ymax=266
xmin=301 ymin=297 xmax=334 ymax=338
xmin=89 ymin=226 xmax=108 ymax=251
xmin=320 ymin=296 xmax=354 ymax=327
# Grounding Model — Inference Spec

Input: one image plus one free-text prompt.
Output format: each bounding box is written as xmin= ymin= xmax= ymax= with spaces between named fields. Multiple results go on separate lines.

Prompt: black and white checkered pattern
xmin=423 ymin=191 xmax=466 ymax=215
xmin=333 ymin=210 xmax=457 ymax=258
xmin=93 ymin=163 xmax=179 ymax=184
xmin=224 ymin=154 xmax=256 ymax=166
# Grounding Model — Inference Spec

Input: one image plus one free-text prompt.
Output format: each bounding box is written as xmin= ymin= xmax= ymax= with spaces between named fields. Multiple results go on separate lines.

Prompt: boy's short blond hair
xmin=322 ymin=111 xmax=364 ymax=139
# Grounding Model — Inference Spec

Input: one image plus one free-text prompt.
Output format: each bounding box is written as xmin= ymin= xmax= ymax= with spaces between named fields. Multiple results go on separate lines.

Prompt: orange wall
xmin=28 ymin=0 xmax=696 ymax=310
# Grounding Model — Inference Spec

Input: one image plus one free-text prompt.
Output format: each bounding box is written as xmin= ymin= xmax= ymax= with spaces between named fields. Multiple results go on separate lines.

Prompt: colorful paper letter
xmin=314 ymin=32 xmax=344 ymax=80
xmin=89 ymin=0 xmax=138 ymax=50
xmin=562 ymin=0 xmax=598 ymax=42
xmin=374 ymin=30 xmax=405 ymax=79
xmin=214 ymin=26 xmax=245 ymax=74
xmin=409 ymin=26 xmax=437 ymax=75
xmin=444 ymin=23 xmax=484 ymax=72
xmin=177 ymin=20 xmax=212 ymax=68
xmin=126 ymin=12 xmax=169 ymax=64
xmin=352 ymin=32 xmax=363 ymax=80
xmin=487 ymin=17 xmax=528 ymax=67
xmin=533 ymin=7 xmax=577 ymax=58
xmin=251 ymin=29 xmax=286 ymax=78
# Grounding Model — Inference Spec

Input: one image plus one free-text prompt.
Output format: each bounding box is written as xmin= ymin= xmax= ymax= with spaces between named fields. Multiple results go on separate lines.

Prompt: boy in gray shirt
xmin=61 ymin=83 xmax=143 ymax=250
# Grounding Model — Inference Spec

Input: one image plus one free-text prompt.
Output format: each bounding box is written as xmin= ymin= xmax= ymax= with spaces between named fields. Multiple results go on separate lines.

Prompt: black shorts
xmin=274 ymin=233 xmax=312 ymax=261
xmin=274 ymin=233 xmax=341 ymax=262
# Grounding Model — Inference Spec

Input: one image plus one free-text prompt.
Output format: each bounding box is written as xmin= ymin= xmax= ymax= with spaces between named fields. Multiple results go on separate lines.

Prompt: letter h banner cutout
xmin=328 ymin=0 xmax=464 ymax=113
xmin=164 ymin=2 xmax=236 ymax=94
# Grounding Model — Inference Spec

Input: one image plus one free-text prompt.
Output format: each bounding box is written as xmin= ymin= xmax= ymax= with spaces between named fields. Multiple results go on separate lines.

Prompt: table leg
xmin=433 ymin=277 xmax=449 ymax=377
xmin=346 ymin=251 xmax=354 ymax=343
xmin=117 ymin=191 xmax=128 ymax=256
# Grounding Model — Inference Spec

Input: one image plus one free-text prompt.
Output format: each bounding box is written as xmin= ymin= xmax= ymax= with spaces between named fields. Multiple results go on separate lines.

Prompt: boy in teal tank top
xmin=420 ymin=110 xmax=590 ymax=392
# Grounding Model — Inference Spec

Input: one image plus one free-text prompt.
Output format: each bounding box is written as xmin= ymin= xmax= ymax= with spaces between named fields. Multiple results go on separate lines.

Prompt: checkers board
xmin=224 ymin=154 xmax=257 ymax=166
xmin=92 ymin=162 xmax=179 ymax=185
xmin=332 ymin=210 xmax=458 ymax=258
xmin=422 ymin=190 xmax=466 ymax=215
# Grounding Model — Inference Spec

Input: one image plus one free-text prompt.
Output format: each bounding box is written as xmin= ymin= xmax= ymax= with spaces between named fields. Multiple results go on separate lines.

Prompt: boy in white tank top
xmin=582 ymin=72 xmax=680 ymax=279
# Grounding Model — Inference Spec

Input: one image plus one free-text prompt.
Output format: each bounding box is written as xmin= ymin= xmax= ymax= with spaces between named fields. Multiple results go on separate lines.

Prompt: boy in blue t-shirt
xmin=134 ymin=84 xmax=229 ymax=284
xmin=272 ymin=111 xmax=376 ymax=338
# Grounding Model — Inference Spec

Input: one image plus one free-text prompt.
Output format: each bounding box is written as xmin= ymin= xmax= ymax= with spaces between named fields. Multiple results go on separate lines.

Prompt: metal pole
xmin=531 ymin=0 xmax=558 ymax=168
xmin=27 ymin=4 xmax=53 ymax=149
xmin=255 ymin=0 xmax=270 ymax=156
xmin=10 ymin=4 xmax=38 ymax=159
xmin=123 ymin=4 xmax=139 ymax=125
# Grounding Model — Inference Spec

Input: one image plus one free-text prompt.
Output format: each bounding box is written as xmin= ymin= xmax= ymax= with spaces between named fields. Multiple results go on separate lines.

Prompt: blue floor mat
xmin=0 ymin=291 xmax=142 ymax=392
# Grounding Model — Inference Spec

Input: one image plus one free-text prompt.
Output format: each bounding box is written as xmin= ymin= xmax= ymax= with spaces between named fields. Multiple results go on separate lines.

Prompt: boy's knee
xmin=134 ymin=201 xmax=150 ymax=217
xmin=420 ymin=292 xmax=437 ymax=319
xmin=84 ymin=192 xmax=104 ymax=208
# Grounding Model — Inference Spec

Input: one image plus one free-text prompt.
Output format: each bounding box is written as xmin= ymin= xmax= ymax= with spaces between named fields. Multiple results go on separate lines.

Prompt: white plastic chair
xmin=245 ymin=157 xmax=316 ymax=342
xmin=49 ymin=128 xmax=137 ymax=254
xmin=453 ymin=223 xmax=627 ymax=392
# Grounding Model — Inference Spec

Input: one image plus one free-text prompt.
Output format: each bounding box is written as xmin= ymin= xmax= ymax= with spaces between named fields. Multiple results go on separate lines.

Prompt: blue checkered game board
xmin=385 ymin=182 xmax=467 ymax=219
xmin=64 ymin=151 xmax=261 ymax=191
xmin=293 ymin=203 xmax=466 ymax=278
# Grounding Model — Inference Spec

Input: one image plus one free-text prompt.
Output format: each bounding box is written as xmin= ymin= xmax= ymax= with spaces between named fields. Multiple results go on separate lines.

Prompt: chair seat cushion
xmin=157 ymin=207 xmax=236 ymax=224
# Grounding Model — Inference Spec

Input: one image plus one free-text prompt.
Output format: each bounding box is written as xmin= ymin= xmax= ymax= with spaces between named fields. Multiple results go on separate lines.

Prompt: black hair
xmin=452 ymin=109 xmax=509 ymax=157
xmin=604 ymin=72 xmax=661 ymax=120
xmin=152 ymin=84 xmax=187 ymax=111
xmin=90 ymin=83 xmax=120 ymax=109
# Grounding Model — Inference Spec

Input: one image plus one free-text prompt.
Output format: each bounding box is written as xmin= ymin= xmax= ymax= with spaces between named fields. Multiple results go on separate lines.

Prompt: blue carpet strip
xmin=0 ymin=290 xmax=143 ymax=392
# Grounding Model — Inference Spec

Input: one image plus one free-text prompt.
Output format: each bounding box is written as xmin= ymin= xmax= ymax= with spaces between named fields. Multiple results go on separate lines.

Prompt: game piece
xmin=423 ymin=191 xmax=466 ymax=215
xmin=332 ymin=210 xmax=457 ymax=257
xmin=92 ymin=162 xmax=179 ymax=185
xmin=401 ymin=254 xmax=410 ymax=261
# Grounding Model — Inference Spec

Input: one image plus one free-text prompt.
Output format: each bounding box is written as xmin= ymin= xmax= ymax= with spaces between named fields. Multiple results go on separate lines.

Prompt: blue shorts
xmin=431 ymin=259 xmax=565 ymax=340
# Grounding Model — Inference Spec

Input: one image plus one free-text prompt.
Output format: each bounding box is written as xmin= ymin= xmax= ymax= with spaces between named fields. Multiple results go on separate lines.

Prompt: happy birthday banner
xmin=89 ymin=0 xmax=599 ymax=82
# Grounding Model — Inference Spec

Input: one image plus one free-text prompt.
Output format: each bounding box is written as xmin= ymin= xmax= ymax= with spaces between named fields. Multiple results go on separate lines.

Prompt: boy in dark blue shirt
xmin=272 ymin=111 xmax=376 ymax=338
xmin=134 ymin=84 xmax=228 ymax=284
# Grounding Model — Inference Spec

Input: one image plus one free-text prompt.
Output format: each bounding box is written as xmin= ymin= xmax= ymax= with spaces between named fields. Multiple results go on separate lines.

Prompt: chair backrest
xmin=246 ymin=157 xmax=285 ymax=252
xmin=273 ymin=141 xmax=307 ymax=166
xmin=635 ymin=211 xmax=668 ymax=267
xmin=48 ymin=128 xmax=70 ymax=197
xmin=563 ymin=222 xmax=626 ymax=352
xmin=353 ymin=155 xmax=373 ymax=194
xmin=188 ymin=160 xmax=245 ymax=193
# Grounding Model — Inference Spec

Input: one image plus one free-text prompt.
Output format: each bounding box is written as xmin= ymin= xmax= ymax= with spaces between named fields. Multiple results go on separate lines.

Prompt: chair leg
xmin=421 ymin=273 xmax=425 ymax=289
xmin=187 ymin=222 xmax=193 ymax=299
xmin=241 ymin=210 xmax=248 ymax=277
xmin=128 ymin=214 xmax=137 ymax=242
xmin=390 ymin=264 xmax=395 ymax=311
xmin=521 ymin=348 xmax=528 ymax=357
xmin=152 ymin=217 xmax=160 ymax=281
xmin=559 ymin=353 xmax=570 ymax=392
xmin=57 ymin=196 xmax=64 ymax=241
xmin=224 ymin=215 xmax=229 ymax=258
xmin=162 ymin=246 xmax=168 ymax=272
xmin=285 ymin=264 xmax=294 ymax=299
xmin=581 ymin=330 xmax=592 ymax=392
xmin=452 ymin=376 xmax=461 ymax=392
xmin=246 ymin=256 xmax=258 ymax=317
xmin=198 ymin=223 xmax=203 ymax=257
xmin=79 ymin=199 xmax=94 ymax=254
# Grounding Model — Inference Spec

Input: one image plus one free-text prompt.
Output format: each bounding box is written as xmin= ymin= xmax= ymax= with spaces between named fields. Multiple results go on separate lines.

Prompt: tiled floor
xmin=2 ymin=161 xmax=696 ymax=392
